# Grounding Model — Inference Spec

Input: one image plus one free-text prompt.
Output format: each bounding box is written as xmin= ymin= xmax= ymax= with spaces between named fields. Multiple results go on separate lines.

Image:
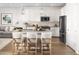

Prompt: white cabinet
xmin=54 ymin=27 xmax=59 ymax=36
xmin=51 ymin=27 xmax=59 ymax=37
xmin=26 ymin=7 xmax=53 ymax=22
xmin=24 ymin=7 xmax=60 ymax=22
xmin=12 ymin=32 xmax=21 ymax=38
xmin=28 ymin=8 xmax=40 ymax=22
xmin=50 ymin=27 xmax=55 ymax=36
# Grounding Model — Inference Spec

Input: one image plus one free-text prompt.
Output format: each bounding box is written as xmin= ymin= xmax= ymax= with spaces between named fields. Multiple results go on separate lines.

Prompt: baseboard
xmin=52 ymin=36 xmax=59 ymax=38
xmin=66 ymin=44 xmax=79 ymax=54
xmin=66 ymin=45 xmax=75 ymax=52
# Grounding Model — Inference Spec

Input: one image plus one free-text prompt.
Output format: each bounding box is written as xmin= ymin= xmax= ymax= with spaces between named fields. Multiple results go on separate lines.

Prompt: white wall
xmin=61 ymin=3 xmax=79 ymax=54
xmin=0 ymin=8 xmax=23 ymax=26
xmin=0 ymin=7 xmax=61 ymax=26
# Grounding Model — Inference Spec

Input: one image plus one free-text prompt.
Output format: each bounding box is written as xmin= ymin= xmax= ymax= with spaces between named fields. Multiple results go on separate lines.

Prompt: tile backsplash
xmin=25 ymin=21 xmax=59 ymax=27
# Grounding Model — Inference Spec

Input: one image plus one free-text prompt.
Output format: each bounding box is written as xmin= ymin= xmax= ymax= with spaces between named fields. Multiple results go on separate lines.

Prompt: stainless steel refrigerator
xmin=59 ymin=16 xmax=66 ymax=44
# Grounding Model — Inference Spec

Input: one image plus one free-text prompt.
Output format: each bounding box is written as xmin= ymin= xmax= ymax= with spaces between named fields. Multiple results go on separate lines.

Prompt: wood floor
xmin=0 ymin=37 xmax=77 ymax=55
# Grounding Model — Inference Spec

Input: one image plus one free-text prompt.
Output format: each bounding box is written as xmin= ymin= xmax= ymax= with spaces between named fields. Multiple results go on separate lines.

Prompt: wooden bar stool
xmin=21 ymin=32 xmax=27 ymax=54
xmin=36 ymin=32 xmax=41 ymax=54
xmin=12 ymin=32 xmax=27 ymax=55
xmin=27 ymin=32 xmax=37 ymax=55
xmin=41 ymin=32 xmax=52 ymax=55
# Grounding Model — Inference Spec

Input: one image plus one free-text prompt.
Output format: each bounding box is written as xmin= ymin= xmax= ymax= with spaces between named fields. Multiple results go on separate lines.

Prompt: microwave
xmin=41 ymin=16 xmax=50 ymax=21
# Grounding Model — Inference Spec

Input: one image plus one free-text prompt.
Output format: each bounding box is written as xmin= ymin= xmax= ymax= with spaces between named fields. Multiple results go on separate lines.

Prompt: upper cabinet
xmin=24 ymin=7 xmax=61 ymax=22
xmin=39 ymin=7 xmax=60 ymax=22
xmin=29 ymin=8 xmax=40 ymax=22
xmin=24 ymin=7 xmax=40 ymax=22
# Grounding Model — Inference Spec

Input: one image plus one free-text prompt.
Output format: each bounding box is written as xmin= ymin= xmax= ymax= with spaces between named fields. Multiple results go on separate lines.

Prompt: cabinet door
xmin=51 ymin=27 xmax=59 ymax=37
xmin=54 ymin=27 xmax=59 ymax=36
xmin=28 ymin=8 xmax=40 ymax=22
xmin=12 ymin=32 xmax=21 ymax=38
xmin=50 ymin=27 xmax=55 ymax=36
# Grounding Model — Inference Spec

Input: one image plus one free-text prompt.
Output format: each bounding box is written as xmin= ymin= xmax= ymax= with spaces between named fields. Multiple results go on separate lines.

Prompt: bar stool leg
xmin=12 ymin=38 xmax=16 ymax=54
xmin=41 ymin=38 xmax=43 ymax=55
xmin=50 ymin=38 xmax=51 ymax=55
xmin=36 ymin=38 xmax=37 ymax=55
xmin=27 ymin=38 xmax=29 ymax=55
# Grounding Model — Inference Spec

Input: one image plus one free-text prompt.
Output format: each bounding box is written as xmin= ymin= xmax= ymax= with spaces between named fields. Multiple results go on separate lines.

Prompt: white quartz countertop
xmin=22 ymin=29 xmax=52 ymax=32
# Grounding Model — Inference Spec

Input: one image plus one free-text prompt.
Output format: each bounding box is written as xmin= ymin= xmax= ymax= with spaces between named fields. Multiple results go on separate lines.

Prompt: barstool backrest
xmin=41 ymin=32 xmax=52 ymax=39
xmin=27 ymin=32 xmax=36 ymax=39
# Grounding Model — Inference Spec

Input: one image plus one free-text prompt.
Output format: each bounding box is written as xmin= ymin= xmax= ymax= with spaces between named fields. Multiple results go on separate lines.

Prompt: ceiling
xmin=0 ymin=3 xmax=65 ymax=8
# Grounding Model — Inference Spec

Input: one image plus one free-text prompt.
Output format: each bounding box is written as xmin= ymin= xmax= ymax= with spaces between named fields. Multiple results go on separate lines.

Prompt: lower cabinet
xmin=50 ymin=27 xmax=59 ymax=37
xmin=12 ymin=32 xmax=21 ymax=38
